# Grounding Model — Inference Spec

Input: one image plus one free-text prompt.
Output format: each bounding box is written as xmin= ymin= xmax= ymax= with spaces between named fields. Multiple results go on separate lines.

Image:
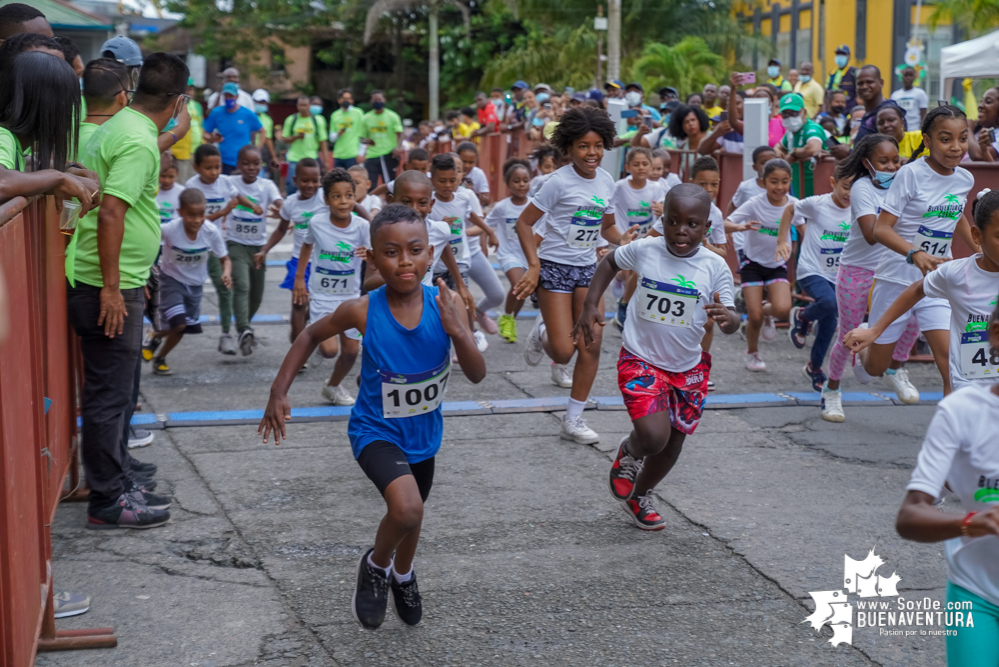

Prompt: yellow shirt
xmin=170 ymin=99 xmax=203 ymax=161
xmin=898 ymin=131 xmax=928 ymax=160
xmin=703 ymin=105 xmax=724 ymax=121
xmin=793 ymin=79 xmax=825 ymax=119
xmin=456 ymin=121 xmax=480 ymax=142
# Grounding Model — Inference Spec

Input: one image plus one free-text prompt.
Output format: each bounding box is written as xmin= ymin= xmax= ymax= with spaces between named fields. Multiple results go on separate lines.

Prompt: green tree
xmin=631 ymin=37 xmax=726 ymax=99
xmin=481 ymin=22 xmax=599 ymax=92
xmin=929 ymin=0 xmax=999 ymax=37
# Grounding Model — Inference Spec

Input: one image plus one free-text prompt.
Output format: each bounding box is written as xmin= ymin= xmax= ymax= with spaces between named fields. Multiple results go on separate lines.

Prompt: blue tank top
xmin=348 ymin=284 xmax=451 ymax=463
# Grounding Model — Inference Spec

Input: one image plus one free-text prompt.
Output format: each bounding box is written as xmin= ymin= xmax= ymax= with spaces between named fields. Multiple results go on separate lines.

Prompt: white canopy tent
xmin=940 ymin=30 xmax=999 ymax=102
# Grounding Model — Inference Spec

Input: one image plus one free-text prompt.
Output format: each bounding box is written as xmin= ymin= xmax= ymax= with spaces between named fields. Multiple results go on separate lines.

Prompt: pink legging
xmin=828 ymin=264 xmax=919 ymax=381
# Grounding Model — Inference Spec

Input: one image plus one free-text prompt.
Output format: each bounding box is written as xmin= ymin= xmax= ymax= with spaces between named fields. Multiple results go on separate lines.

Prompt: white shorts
xmin=869 ymin=279 xmax=950 ymax=345
xmin=309 ymin=298 xmax=362 ymax=341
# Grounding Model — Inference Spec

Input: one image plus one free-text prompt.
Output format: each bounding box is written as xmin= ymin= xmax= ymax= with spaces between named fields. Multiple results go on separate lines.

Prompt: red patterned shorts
xmin=617 ymin=348 xmax=711 ymax=435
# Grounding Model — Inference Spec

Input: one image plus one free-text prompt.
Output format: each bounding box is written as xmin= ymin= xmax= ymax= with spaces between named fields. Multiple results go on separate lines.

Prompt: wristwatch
xmin=906 ymin=248 xmax=920 ymax=264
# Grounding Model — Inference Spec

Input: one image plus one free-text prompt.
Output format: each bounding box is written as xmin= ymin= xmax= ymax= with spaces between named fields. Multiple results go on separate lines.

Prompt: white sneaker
xmin=820 ymin=385 xmax=845 ymax=422
xmin=884 ymin=367 xmax=920 ymax=404
xmin=309 ymin=347 xmax=326 ymax=369
xmin=473 ymin=330 xmax=489 ymax=352
xmin=550 ymin=363 xmax=573 ymax=388
xmin=321 ymin=383 xmax=355 ymax=406
xmin=523 ymin=316 xmax=545 ymax=366
xmin=744 ymin=351 xmax=767 ymax=372
xmin=238 ymin=328 xmax=254 ymax=356
xmin=218 ymin=333 xmax=237 ymax=355
xmin=560 ymin=415 xmax=599 ymax=445
xmin=611 ymin=276 xmax=625 ymax=300
xmin=706 ymin=379 xmax=716 ymax=392
xmin=851 ymin=323 xmax=873 ymax=384
xmin=760 ymin=316 xmax=776 ymax=341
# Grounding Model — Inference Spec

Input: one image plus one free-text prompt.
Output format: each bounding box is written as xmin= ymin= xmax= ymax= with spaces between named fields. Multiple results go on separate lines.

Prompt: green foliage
xmin=631 ymin=37 xmax=727 ymax=99
xmin=481 ymin=21 xmax=598 ymax=93
xmin=929 ymin=0 xmax=999 ymax=37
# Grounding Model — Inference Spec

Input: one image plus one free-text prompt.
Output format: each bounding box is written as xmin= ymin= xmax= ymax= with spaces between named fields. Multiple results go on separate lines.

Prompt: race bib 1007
xmin=380 ymin=357 xmax=450 ymax=418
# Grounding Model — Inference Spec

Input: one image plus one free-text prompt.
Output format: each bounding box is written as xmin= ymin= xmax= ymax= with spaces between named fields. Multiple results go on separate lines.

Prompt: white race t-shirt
xmin=430 ymin=189 xmax=477 ymax=271
xmin=730 ymin=178 xmax=767 ymax=252
xmin=184 ymin=175 xmax=238 ymax=230
xmin=528 ymin=171 xmax=554 ymax=198
xmin=615 ymin=237 xmax=735 ymax=372
xmin=423 ymin=218 xmax=454 ymax=286
xmin=613 ymin=178 xmax=665 ymax=237
xmin=279 ymin=191 xmax=328 ymax=259
xmin=922 ymin=255 xmax=999 ymax=389
xmin=159 ymin=218 xmax=227 ymax=287
xmin=726 ymin=193 xmax=797 ymax=269
xmin=876 ymin=159 xmax=974 ymax=285
xmin=361 ymin=193 xmax=383 ymax=216
xmin=460 ymin=187 xmax=488 ymax=258
xmin=467 ymin=166 xmax=490 ymax=195
xmin=907 ymin=383 xmax=999 ymax=607
xmin=156 ymin=184 xmax=185 ymax=226
xmin=890 ymin=87 xmax=929 ymax=133
xmin=303 ymin=213 xmax=370 ymax=306
xmin=487 ymin=196 xmax=530 ymax=271
xmin=224 ymin=175 xmax=282 ymax=246
xmin=533 ymin=165 xmax=616 ymax=266
xmin=660 ymin=172 xmax=682 ymax=193
xmin=652 ymin=203 xmax=726 ymax=247
xmin=792 ymin=193 xmax=851 ymax=282
xmin=840 ymin=176 xmax=889 ymax=272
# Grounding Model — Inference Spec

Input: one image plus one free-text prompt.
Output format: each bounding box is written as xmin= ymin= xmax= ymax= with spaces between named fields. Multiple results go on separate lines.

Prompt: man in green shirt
xmin=360 ymin=90 xmax=403 ymax=186
xmin=66 ymin=52 xmax=189 ymax=530
xmin=774 ymin=93 xmax=825 ymax=198
xmin=766 ymin=58 xmax=793 ymax=94
xmin=330 ymin=87 xmax=364 ymax=169
xmin=252 ymin=88 xmax=281 ymax=186
xmin=280 ymin=95 xmax=329 ymax=195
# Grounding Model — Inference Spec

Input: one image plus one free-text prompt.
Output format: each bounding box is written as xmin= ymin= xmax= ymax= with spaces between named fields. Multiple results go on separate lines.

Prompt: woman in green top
xmin=0 ymin=51 xmax=98 ymax=213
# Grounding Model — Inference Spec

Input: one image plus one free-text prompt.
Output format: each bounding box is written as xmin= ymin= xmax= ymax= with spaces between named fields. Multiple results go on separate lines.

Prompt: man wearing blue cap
xmin=604 ymin=79 xmax=624 ymax=100
xmin=827 ymin=45 xmax=857 ymax=110
xmin=203 ymin=81 xmax=263 ymax=174
xmin=766 ymin=59 xmax=793 ymax=93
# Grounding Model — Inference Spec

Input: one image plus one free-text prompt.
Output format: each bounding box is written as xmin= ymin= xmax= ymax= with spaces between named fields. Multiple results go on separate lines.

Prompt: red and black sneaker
xmin=621 ymin=493 xmax=666 ymax=531
xmin=609 ymin=435 xmax=643 ymax=501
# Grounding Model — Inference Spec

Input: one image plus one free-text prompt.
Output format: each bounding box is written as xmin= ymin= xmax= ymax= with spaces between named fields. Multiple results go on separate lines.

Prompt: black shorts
xmin=738 ymin=260 xmax=789 ymax=288
xmin=432 ymin=269 xmax=469 ymax=292
xmin=538 ymin=259 xmax=596 ymax=293
xmin=356 ymin=440 xmax=435 ymax=502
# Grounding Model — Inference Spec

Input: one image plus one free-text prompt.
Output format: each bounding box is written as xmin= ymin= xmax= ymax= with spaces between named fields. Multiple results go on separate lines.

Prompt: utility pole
xmin=594 ymin=5 xmax=606 ymax=88
xmin=607 ymin=0 xmax=621 ymax=82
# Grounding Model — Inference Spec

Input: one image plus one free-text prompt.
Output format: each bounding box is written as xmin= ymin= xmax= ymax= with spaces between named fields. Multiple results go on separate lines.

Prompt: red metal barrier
xmin=0 ymin=195 xmax=115 ymax=667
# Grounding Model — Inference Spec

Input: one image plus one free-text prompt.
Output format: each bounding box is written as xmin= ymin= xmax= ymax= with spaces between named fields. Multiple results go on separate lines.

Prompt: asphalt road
xmin=37 ymin=230 xmax=957 ymax=667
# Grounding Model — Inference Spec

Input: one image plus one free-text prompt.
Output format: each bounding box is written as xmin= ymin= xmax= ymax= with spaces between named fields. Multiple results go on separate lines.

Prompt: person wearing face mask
xmin=251 ymin=88 xmax=280 ymax=182
xmin=360 ymin=90 xmax=403 ymax=187
xmin=279 ymin=95 xmax=331 ymax=194
xmin=330 ymin=88 xmax=365 ymax=169
xmin=206 ymin=66 xmax=254 ymax=112
xmin=792 ymin=61 xmax=824 ymax=118
xmin=774 ymin=93 xmax=825 ymax=196
xmin=624 ymin=82 xmax=662 ymax=122
xmin=826 ymin=44 xmax=857 ymax=111
xmin=766 ymin=59 xmax=793 ymax=94
xmin=203 ymin=82 xmax=263 ymax=174
xmin=170 ymin=77 xmax=204 ymax=183
xmin=818 ymin=90 xmax=850 ymax=137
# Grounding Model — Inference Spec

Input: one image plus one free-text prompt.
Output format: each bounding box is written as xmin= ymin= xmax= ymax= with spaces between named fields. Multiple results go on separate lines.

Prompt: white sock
xmin=566 ymin=397 xmax=586 ymax=422
xmin=538 ymin=321 xmax=547 ymax=344
xmin=367 ymin=552 xmax=391 ymax=577
xmin=392 ymin=566 xmax=413 ymax=583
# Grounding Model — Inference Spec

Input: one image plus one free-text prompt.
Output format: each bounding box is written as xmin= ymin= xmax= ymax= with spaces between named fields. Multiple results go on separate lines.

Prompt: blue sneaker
xmin=803 ymin=362 xmax=827 ymax=392
xmin=788 ymin=306 xmax=809 ymax=349
xmin=613 ymin=300 xmax=628 ymax=332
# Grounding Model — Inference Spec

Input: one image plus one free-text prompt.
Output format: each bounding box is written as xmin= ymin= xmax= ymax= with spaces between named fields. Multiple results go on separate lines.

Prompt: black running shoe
xmin=390 ymin=571 xmax=423 ymax=626
xmin=132 ymin=476 xmax=158 ymax=492
xmin=127 ymin=483 xmax=171 ymax=510
xmin=352 ymin=548 xmax=390 ymax=629
xmin=87 ymin=493 xmax=170 ymax=530
xmin=129 ymin=458 xmax=157 ymax=476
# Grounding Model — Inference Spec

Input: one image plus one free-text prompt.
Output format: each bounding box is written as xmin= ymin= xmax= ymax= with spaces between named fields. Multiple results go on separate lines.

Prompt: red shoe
xmin=609 ymin=435 xmax=643 ymax=501
xmin=621 ymin=493 xmax=666 ymax=531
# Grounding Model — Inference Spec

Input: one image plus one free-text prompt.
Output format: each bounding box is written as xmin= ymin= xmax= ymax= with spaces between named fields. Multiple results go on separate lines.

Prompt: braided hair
xmin=911 ymin=104 xmax=966 ymax=162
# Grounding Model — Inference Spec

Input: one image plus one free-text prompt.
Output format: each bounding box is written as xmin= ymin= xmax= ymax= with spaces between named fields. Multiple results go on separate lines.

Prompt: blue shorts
xmin=280 ymin=256 xmax=311 ymax=291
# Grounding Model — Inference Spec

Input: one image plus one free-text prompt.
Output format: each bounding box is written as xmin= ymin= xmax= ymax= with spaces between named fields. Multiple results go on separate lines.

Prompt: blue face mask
xmin=866 ymin=160 xmax=895 ymax=188
xmin=164 ymin=117 xmax=178 ymax=132
xmin=532 ymin=116 xmax=545 ymax=127
xmin=800 ymin=75 xmax=811 ymax=83
xmin=255 ymin=104 xmax=268 ymax=114
xmin=224 ymin=98 xmax=237 ymax=110
xmin=79 ymin=78 xmax=84 ymax=91
xmin=835 ymin=55 xmax=849 ymax=68
xmin=309 ymin=104 xmax=323 ymax=115
xmin=767 ymin=66 xmax=780 ymax=78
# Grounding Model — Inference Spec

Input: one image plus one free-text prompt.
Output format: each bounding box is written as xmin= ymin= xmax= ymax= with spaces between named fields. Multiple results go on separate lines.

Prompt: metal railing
xmin=0 ymin=195 xmax=116 ymax=666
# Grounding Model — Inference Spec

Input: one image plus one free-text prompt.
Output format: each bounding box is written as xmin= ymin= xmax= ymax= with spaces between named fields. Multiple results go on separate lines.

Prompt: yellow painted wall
xmin=866 ymin=0 xmax=895 ymax=79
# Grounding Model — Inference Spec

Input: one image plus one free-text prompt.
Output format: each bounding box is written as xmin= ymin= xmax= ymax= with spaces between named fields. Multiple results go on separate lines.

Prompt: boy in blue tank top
xmin=259 ymin=204 xmax=486 ymax=630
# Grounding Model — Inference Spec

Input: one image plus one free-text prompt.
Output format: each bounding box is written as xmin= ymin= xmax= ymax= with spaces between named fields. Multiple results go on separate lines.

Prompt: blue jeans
xmin=286 ymin=160 xmax=298 ymax=196
xmin=798 ymin=274 xmax=838 ymax=371
xmin=334 ymin=157 xmax=356 ymax=169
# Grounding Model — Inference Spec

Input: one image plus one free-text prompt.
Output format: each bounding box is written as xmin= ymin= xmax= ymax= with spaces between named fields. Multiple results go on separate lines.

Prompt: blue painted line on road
xmin=123 ymin=390 xmax=939 ymax=429
xmin=144 ymin=312 xmax=616 ymax=325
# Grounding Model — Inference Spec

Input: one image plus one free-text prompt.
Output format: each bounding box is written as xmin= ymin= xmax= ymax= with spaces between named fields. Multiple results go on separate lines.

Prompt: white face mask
xmin=625 ymin=91 xmax=642 ymax=107
xmin=782 ymin=116 xmax=804 ymax=133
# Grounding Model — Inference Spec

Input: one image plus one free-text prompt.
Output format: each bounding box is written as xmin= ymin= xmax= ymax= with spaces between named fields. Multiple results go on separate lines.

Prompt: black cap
xmin=625 ymin=81 xmax=643 ymax=92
